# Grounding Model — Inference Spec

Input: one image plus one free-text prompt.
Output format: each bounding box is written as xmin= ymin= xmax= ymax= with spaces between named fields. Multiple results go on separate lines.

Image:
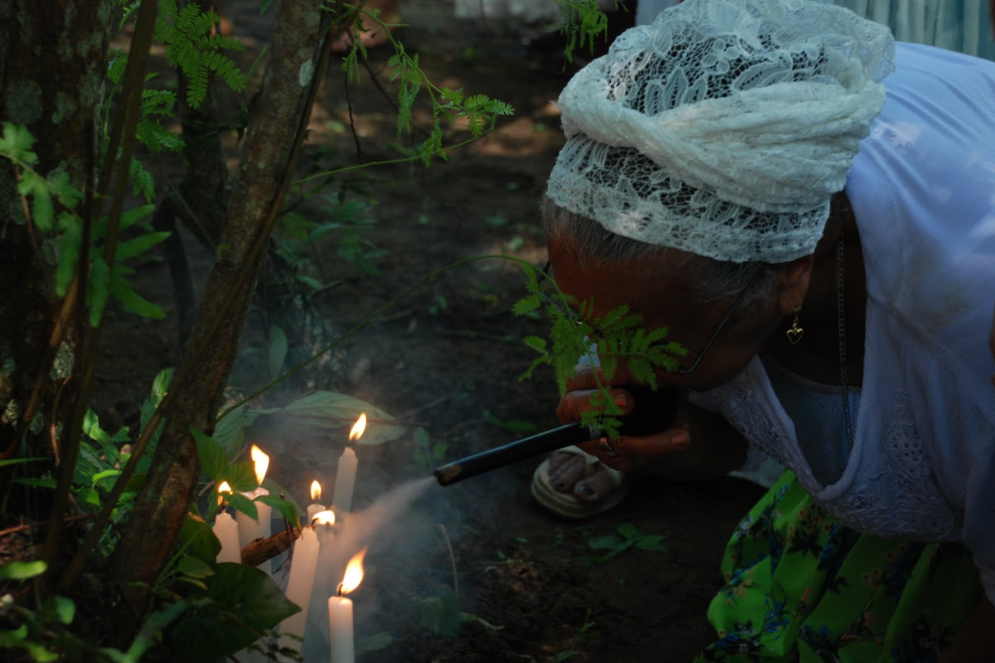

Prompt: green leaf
xmin=357 ymin=631 xmax=394 ymax=654
xmin=88 ymin=256 xmax=111 ymax=327
xmin=522 ymin=335 xmax=547 ymax=353
xmin=250 ymin=392 xmax=405 ymax=446
xmin=0 ymin=456 xmax=45 ymax=468
xmin=512 ymin=294 xmax=541 ymax=316
xmin=31 ymin=184 xmax=54 ymax=231
xmin=177 ymin=555 xmax=216 ymax=579
xmin=635 ymin=536 xmax=667 ymax=553
xmin=213 ymin=405 xmax=245 ymax=459
xmin=151 ymin=367 xmax=174 ymax=405
xmin=115 ymin=231 xmax=170 ymax=261
xmin=55 ymin=213 xmax=82 ymax=296
xmin=44 ymin=595 xmax=76 ymax=625
xmin=616 ymin=522 xmax=640 ymax=540
xmin=169 ymin=564 xmax=299 ymax=661
xmin=92 ymin=468 xmax=122 ymax=489
xmin=109 ymin=272 xmax=166 ymax=319
xmin=12 ymin=476 xmax=56 ymax=488
xmin=256 ymin=494 xmax=300 ymax=530
xmin=192 ymin=428 xmax=227 ymax=482
xmin=227 ymin=492 xmax=258 ymax=521
xmin=0 ymin=122 xmax=37 ymax=163
xmin=179 ymin=513 xmax=221 ymax=564
xmin=0 ymin=560 xmax=47 ymax=580
xmin=225 ymin=460 xmax=258 ymax=492
xmin=267 ymin=325 xmax=288 ymax=380
xmin=587 ymin=535 xmax=622 ymax=551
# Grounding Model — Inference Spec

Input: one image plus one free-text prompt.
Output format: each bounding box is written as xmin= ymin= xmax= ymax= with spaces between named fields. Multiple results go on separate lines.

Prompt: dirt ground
xmin=93 ymin=1 xmax=768 ymax=660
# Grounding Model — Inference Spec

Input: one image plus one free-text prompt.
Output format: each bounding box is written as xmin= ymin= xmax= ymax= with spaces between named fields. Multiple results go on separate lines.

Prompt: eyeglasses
xmin=536 ymin=260 xmax=764 ymax=376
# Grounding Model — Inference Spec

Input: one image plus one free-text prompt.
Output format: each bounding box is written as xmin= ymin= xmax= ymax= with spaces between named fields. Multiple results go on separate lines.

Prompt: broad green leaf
xmin=169 ymin=564 xmax=299 ymax=661
xmin=261 ymin=478 xmax=303 ymax=524
xmin=225 ymin=460 xmax=258 ymax=492
xmin=213 ymin=405 xmax=245 ymax=459
xmin=0 ymin=560 xmax=47 ymax=580
xmin=256 ymin=494 xmax=300 ymax=530
xmin=151 ymin=367 xmax=174 ymax=405
xmin=192 ymin=428 xmax=227 ymax=483
xmin=177 ymin=555 xmax=216 ymax=579
xmin=357 ymin=631 xmax=394 ymax=654
xmin=616 ymin=522 xmax=641 ymax=540
xmin=179 ymin=513 xmax=221 ymax=564
xmin=92 ymin=469 xmax=122 ymax=489
xmin=250 ymin=391 xmax=405 ymax=445
xmin=44 ymin=595 xmax=76 ymax=625
xmin=635 ymin=537 xmax=667 ymax=552
xmin=587 ymin=535 xmax=622 ymax=551
xmin=267 ymin=325 xmax=288 ymax=381
xmin=227 ymin=492 xmax=258 ymax=521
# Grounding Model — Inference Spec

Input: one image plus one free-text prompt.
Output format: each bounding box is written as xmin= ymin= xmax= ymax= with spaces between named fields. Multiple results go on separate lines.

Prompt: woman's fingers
xmin=556 ymin=387 xmax=635 ymax=424
xmin=575 ymin=424 xmax=692 ymax=471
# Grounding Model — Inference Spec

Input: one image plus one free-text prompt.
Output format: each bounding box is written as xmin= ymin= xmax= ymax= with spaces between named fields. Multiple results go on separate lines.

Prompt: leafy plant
xmin=513 ymin=263 xmax=687 ymax=438
xmin=556 ymin=0 xmax=624 ymax=63
xmin=586 ymin=522 xmax=667 ymax=563
xmin=339 ymin=2 xmax=515 ymax=166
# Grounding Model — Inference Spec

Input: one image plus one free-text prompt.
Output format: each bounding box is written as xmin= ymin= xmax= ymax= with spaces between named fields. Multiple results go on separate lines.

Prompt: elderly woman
xmin=532 ymin=0 xmax=995 ymax=660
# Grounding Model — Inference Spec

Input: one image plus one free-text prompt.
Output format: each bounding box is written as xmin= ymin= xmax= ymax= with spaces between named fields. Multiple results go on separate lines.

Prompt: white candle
xmin=213 ymin=511 xmax=241 ymax=563
xmin=279 ymin=527 xmax=320 ymax=652
xmin=328 ymin=547 xmax=366 ymax=663
xmin=328 ymin=595 xmax=354 ymax=663
xmin=331 ymin=415 xmax=365 ymax=513
xmin=330 ymin=448 xmax=357 ymax=514
xmin=307 ymin=480 xmax=326 ymax=522
xmin=236 ymin=445 xmax=272 ymax=574
xmin=236 ymin=487 xmax=272 ymax=573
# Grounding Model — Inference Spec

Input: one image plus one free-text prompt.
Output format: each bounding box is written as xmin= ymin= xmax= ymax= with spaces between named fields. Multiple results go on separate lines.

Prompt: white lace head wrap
xmin=546 ymin=0 xmax=895 ymax=264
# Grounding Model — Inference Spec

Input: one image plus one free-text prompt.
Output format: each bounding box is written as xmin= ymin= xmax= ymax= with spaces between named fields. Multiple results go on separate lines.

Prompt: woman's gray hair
xmin=540 ymin=196 xmax=786 ymax=315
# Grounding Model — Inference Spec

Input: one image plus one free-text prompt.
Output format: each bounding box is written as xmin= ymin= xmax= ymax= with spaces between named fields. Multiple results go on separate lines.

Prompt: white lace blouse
xmin=690 ymin=42 xmax=995 ymax=604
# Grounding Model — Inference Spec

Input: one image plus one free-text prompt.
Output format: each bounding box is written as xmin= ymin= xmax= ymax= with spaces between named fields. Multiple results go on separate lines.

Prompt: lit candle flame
xmin=338 ymin=547 xmax=367 ymax=596
xmin=310 ymin=480 xmax=322 ymax=501
xmin=218 ymin=481 xmax=231 ymax=505
xmin=312 ymin=509 xmax=336 ymax=526
xmin=348 ymin=414 xmax=367 ymax=442
xmin=250 ymin=445 xmax=269 ymax=486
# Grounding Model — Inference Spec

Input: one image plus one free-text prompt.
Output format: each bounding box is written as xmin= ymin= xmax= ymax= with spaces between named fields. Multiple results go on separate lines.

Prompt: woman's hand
xmin=555 ymin=364 xmax=748 ymax=478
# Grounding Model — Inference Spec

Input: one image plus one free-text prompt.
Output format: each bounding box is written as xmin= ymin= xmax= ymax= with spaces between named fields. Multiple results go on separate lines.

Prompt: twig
xmin=241 ymin=527 xmax=301 ymax=567
xmin=0 ymin=513 xmax=92 ymax=538
xmin=400 ymin=395 xmax=449 ymax=419
xmin=343 ymin=69 xmax=364 ymax=164
xmin=437 ymin=523 xmax=459 ymax=601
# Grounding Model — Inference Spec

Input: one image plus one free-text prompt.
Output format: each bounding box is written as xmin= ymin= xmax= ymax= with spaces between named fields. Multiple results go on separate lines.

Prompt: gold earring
xmin=786 ymin=306 xmax=804 ymax=345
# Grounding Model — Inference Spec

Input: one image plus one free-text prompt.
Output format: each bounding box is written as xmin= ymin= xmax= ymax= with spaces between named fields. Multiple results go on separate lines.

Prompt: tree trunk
xmin=0 ymin=1 xmax=114 ymax=513
xmin=109 ymin=0 xmax=333 ymax=635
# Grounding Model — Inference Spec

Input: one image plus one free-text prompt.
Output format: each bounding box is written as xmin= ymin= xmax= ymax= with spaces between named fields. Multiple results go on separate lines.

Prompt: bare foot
xmin=546 ymin=450 xmax=621 ymax=504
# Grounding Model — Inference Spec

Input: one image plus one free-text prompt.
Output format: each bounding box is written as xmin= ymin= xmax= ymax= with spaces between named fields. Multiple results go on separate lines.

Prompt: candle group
xmin=210 ymin=414 xmax=368 ymax=663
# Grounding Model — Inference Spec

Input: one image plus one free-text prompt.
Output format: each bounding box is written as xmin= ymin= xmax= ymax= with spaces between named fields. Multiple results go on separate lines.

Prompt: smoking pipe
xmin=434 ymin=385 xmax=679 ymax=486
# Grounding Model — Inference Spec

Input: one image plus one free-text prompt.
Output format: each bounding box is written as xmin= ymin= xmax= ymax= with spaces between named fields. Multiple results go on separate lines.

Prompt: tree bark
xmin=109 ymin=0 xmax=332 ymax=635
xmin=0 ymin=2 xmax=114 ymax=510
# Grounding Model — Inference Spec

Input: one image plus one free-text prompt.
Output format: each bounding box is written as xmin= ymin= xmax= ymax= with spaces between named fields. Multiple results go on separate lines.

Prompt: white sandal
xmin=530 ymin=447 xmax=630 ymax=519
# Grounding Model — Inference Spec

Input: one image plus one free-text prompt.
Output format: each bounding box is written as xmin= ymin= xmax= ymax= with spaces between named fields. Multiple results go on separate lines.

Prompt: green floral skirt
xmin=694 ymin=472 xmax=982 ymax=662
